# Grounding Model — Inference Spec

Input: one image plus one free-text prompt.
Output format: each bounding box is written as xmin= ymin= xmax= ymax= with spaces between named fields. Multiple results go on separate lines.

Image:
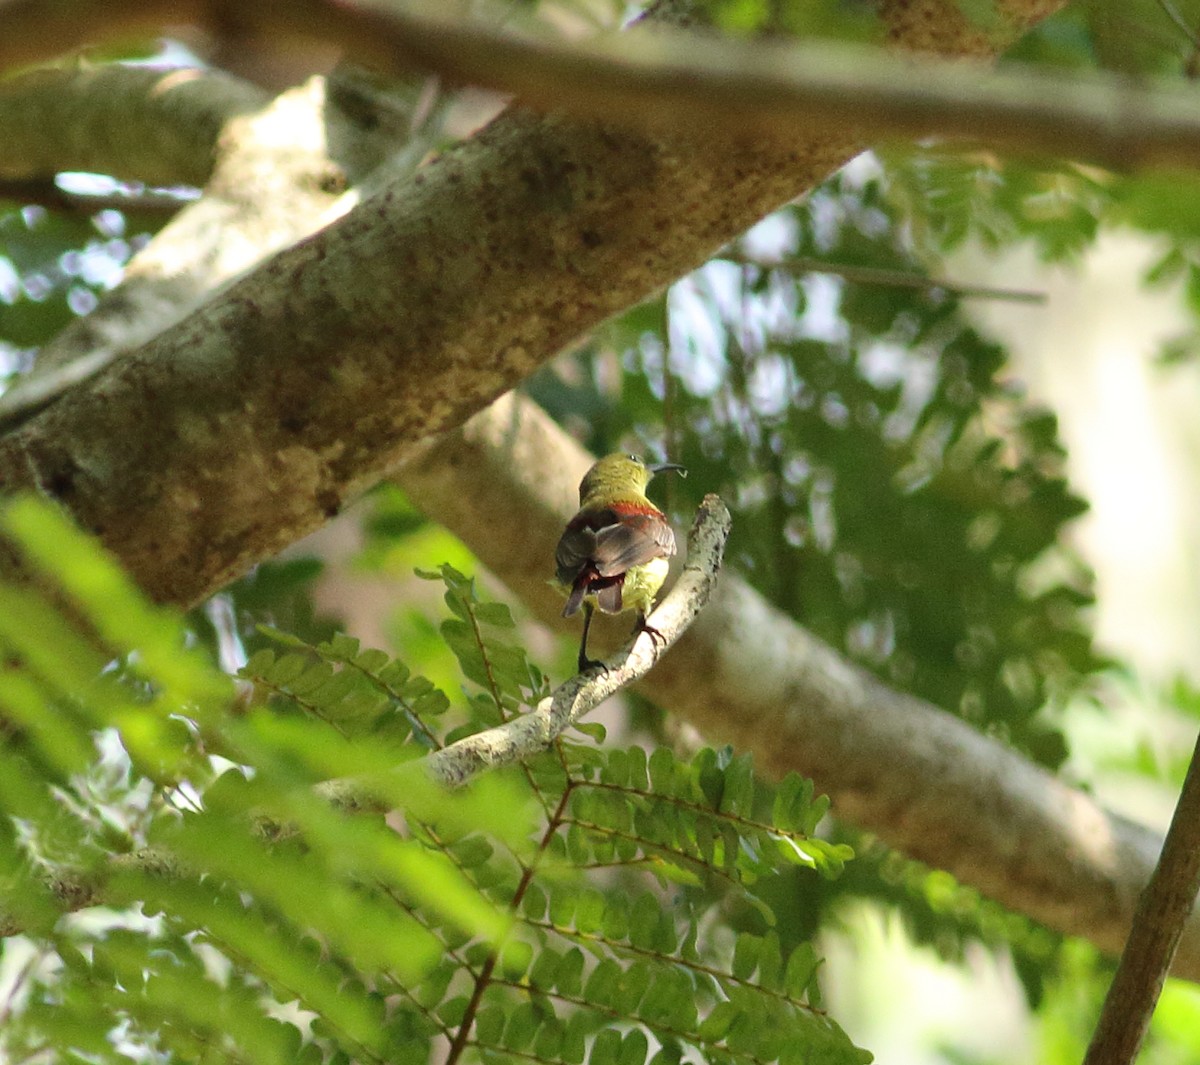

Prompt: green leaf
xmin=502 ymin=1001 xmax=539 ymax=1052
xmin=584 ymin=959 xmax=620 ymax=1007
xmin=649 ymin=746 xmax=676 ymax=794
xmin=2 ymin=496 xmax=229 ymax=713
xmin=602 ymin=895 xmax=630 ymax=942
xmin=575 ymin=889 xmax=606 ymax=934
xmin=287 ymin=661 xmax=334 ymax=696
xmin=451 ymin=835 xmax=495 ymax=869
xmin=353 ymin=647 xmax=391 ymax=672
xmin=323 ymin=633 xmax=361 ymax=659
xmin=590 ymin=1028 xmax=622 ymax=1065
xmin=721 ymin=753 xmax=755 ymax=816
xmin=549 ymin=885 xmax=577 ymax=929
xmin=499 ymin=939 xmax=533 ymax=979
xmin=567 ymin=822 xmax=591 ymax=865
xmin=784 ymin=943 xmax=819 ymax=998
xmin=614 ymin=961 xmax=651 ymax=1015
xmin=556 ymin=948 xmax=585 ymax=997
xmin=522 ymin=882 xmax=547 ymax=921
xmin=474 ymin=602 xmax=516 ymax=629
xmin=474 ymin=1006 xmax=506 ymax=1045
xmin=266 ymin=652 xmax=309 ymax=687
xmin=699 ymin=1000 xmax=739 ymax=1042
xmin=732 ymin=933 xmax=760 ymax=982
xmin=757 ymin=932 xmax=783 ymax=992
xmin=619 ymin=1029 xmax=649 ymax=1065
xmin=627 ymin=745 xmax=649 ymax=791
xmin=562 ymin=1013 xmax=589 ymax=1064
xmin=132 ymin=877 xmax=391 ymax=1057
xmin=629 ymin=893 xmax=660 ymax=949
xmin=438 ymin=996 xmax=469 ymax=1027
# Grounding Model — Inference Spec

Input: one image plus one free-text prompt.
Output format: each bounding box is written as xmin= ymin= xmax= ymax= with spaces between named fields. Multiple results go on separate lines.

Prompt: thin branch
xmin=721 ymin=253 xmax=1047 ymax=304
xmin=445 ymin=777 xmax=575 ymax=1065
xmin=1153 ymin=0 xmax=1200 ymax=54
xmin=6 ymin=0 xmax=1200 ymax=172
xmin=1083 ymin=727 xmax=1200 ymax=1065
xmin=0 ymin=847 xmax=182 ymax=939
xmin=425 ymin=495 xmax=731 ymax=788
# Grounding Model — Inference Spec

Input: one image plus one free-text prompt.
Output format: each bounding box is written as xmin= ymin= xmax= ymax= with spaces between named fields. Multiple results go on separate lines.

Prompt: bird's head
xmin=578 ymin=453 xmax=686 ymax=506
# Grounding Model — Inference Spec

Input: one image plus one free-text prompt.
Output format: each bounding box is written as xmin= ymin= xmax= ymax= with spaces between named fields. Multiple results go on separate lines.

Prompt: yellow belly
xmin=617 ymin=557 xmax=670 ymax=616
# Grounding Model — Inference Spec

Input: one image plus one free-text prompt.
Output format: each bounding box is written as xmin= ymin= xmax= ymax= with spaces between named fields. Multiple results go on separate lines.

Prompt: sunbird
xmin=555 ymin=453 xmax=686 ymax=672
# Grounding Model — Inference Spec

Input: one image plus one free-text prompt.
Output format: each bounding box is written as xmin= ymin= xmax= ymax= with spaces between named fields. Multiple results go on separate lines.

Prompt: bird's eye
xmin=628 ymin=453 xmax=642 ymax=464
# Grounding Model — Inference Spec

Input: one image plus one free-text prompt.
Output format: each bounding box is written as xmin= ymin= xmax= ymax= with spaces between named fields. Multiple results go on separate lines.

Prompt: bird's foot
xmin=577 ymin=653 xmax=609 ymax=675
xmin=635 ymin=617 xmax=668 ymax=654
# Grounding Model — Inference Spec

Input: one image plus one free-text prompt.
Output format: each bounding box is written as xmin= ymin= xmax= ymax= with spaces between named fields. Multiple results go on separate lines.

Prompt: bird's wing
xmin=591 ymin=512 xmax=675 ymax=577
xmin=555 ymin=520 xmax=603 ymax=585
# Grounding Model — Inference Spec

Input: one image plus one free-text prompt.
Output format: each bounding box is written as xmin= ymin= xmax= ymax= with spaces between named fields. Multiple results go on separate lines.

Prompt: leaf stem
xmin=444 ymin=782 xmax=576 ymax=1064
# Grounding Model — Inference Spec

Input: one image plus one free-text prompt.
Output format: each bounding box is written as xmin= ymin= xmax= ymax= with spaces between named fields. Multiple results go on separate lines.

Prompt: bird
xmin=555 ymin=453 xmax=686 ymax=673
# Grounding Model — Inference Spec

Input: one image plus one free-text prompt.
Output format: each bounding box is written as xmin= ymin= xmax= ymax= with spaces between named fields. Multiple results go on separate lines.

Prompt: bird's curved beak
xmin=649 ymin=462 xmax=687 ymax=478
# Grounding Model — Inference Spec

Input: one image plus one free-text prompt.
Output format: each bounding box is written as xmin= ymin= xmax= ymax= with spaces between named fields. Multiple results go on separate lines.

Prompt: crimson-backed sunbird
xmin=555 ymin=453 xmax=686 ymax=672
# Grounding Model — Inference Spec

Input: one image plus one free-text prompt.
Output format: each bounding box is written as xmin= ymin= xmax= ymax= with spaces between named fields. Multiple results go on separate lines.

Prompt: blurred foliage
xmin=1024 ymin=939 xmax=1200 ymax=1065
xmin=0 ymin=197 xmax=164 ymax=383
xmin=0 ymin=498 xmax=868 ymax=1065
xmin=822 ymin=834 xmax=1063 ymax=1005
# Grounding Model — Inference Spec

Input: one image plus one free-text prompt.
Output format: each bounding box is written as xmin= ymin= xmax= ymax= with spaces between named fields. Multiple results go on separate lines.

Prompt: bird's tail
xmin=562 ymin=581 xmax=587 ymax=618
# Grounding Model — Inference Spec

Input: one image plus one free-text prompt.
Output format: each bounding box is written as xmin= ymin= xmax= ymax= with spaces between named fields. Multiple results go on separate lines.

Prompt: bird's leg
xmin=577 ymin=602 xmax=606 ymax=673
xmin=633 ymin=611 xmax=667 ymax=655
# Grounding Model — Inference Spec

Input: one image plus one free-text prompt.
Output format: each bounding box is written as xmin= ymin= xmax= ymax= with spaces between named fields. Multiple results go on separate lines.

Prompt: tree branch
xmin=0 ymin=65 xmax=266 ymax=187
xmin=0 ymin=847 xmax=182 ymax=939
xmin=1084 ymin=727 xmax=1200 ymax=1064
xmin=425 ymin=494 xmax=730 ymax=788
xmin=394 ymin=391 xmax=1200 ymax=981
xmin=0 ymin=176 xmax=192 ymax=213
xmin=0 ymin=67 xmax=421 ymax=423
xmin=720 ymin=253 xmax=1048 ymax=304
xmin=5 ymin=0 xmax=1200 ymax=170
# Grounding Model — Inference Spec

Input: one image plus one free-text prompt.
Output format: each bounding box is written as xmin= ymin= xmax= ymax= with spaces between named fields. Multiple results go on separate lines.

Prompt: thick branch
xmin=395 ymin=391 xmax=1200 ymax=981
xmin=0 ymin=65 xmax=266 ymax=186
xmin=0 ymin=68 xmax=420 ymax=422
xmin=426 ymin=494 xmax=730 ymax=788
xmin=0 ymin=92 xmax=853 ymax=602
